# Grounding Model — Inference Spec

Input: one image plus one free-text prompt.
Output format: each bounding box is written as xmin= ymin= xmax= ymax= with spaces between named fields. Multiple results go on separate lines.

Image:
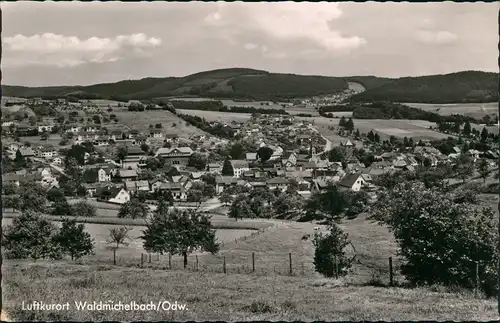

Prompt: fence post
xmin=141 ymin=253 xmax=144 ymax=268
xmin=113 ymin=249 xmax=116 ymax=265
xmin=475 ymin=261 xmax=479 ymax=297
xmin=289 ymin=253 xmax=293 ymax=276
xmin=252 ymin=252 xmax=255 ymax=273
xmin=168 ymin=253 xmax=172 ymax=270
xmin=223 ymin=256 xmax=227 ymax=274
xmin=389 ymin=257 xmax=394 ymax=286
xmin=149 ymin=253 xmax=151 ymax=263
xmin=196 ymin=255 xmax=199 ymax=271
xmin=334 ymin=255 xmax=338 ymax=279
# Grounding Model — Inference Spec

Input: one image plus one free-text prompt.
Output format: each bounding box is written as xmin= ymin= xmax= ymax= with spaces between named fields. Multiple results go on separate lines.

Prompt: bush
xmin=312 ymin=223 xmax=353 ymax=278
xmin=372 ymin=181 xmax=498 ymax=296
xmin=71 ymin=201 xmax=97 ymax=217
xmin=2 ymin=212 xmax=63 ymax=261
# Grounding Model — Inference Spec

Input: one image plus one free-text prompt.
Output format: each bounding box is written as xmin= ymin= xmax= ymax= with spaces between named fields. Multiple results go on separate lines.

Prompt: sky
xmin=2 ymin=1 xmax=498 ymax=86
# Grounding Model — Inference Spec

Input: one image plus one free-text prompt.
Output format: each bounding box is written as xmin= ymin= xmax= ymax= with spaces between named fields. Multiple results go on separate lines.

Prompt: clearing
xmin=404 ymin=102 xmax=497 ymax=119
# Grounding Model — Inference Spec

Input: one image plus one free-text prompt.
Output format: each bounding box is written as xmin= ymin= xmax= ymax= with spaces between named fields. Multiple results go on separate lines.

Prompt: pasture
xmin=113 ymin=110 xmax=209 ymax=137
xmin=404 ymin=102 xmax=498 ymax=119
xmin=3 ymin=211 xmax=498 ymax=321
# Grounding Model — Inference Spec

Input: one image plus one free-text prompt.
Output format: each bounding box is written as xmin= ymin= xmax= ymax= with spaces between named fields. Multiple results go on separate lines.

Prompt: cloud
xmin=415 ymin=30 xmax=458 ymax=45
xmin=3 ymin=33 xmax=162 ymax=67
xmin=204 ymin=2 xmax=366 ymax=56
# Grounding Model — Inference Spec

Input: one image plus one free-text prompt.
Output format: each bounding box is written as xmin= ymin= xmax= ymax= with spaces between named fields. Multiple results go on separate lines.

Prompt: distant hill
xmin=350 ymin=71 xmax=498 ymax=104
xmin=2 ymin=68 xmax=497 ymax=103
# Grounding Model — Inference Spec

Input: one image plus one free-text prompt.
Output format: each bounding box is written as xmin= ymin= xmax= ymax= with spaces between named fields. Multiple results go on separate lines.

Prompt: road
xmin=33 ymin=157 xmax=67 ymax=176
xmin=308 ymin=124 xmax=332 ymax=153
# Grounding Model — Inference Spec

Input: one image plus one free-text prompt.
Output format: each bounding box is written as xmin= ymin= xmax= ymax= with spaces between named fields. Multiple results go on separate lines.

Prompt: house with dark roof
xmin=215 ymin=176 xmax=239 ymax=194
xmin=158 ymin=182 xmax=187 ymax=201
xmin=338 ymin=173 xmax=366 ymax=192
xmin=266 ymin=177 xmax=290 ymax=191
xmin=155 ymin=147 xmax=194 ymax=166
xmin=119 ymin=169 xmax=138 ymax=180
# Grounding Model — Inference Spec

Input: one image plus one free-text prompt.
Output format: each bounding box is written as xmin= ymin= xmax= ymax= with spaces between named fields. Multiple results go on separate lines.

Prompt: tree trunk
xmin=183 ymin=252 xmax=188 ymax=269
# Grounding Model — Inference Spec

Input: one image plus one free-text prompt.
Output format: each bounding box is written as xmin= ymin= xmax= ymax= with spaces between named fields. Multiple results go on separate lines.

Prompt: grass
xmin=404 ymin=102 xmax=498 ymax=119
xmin=175 ymin=109 xmax=448 ymax=139
xmin=2 ymin=210 xmax=499 ymax=320
xmin=113 ymin=110 xmax=209 ymax=137
xmin=2 ymin=260 xmax=498 ymax=321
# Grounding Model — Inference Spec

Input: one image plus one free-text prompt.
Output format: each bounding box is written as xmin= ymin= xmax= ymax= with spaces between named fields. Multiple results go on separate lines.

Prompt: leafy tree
xmin=229 ymin=194 xmax=254 ymax=221
xmin=423 ymin=157 xmax=432 ymax=168
xmin=313 ymin=223 xmax=353 ymax=278
xmin=187 ymin=189 xmax=203 ymax=205
xmin=257 ymin=146 xmax=274 ymax=162
xmin=478 ymin=158 xmax=490 ymax=183
xmin=2 ymin=211 xmax=63 ymax=261
xmin=303 ymin=184 xmax=350 ymax=221
xmin=221 ymin=158 xmax=234 ymax=176
xmin=52 ymin=197 xmax=72 ymax=216
xmin=3 ymin=182 xmax=18 ymax=195
xmin=371 ymin=181 xmax=498 ymax=296
xmin=53 ymin=218 xmax=95 ymax=260
xmin=187 ymin=153 xmax=207 ymax=171
xmin=229 ymin=142 xmax=246 ymax=159
xmin=155 ymin=123 xmax=162 ymax=129
xmin=373 ymin=133 xmax=380 ymax=143
xmin=83 ymin=169 xmax=99 ymax=183
xmin=19 ymin=181 xmax=48 ymax=213
xmin=3 ymin=195 xmax=20 ymax=212
xmin=219 ymin=191 xmax=233 ymax=206
xmin=327 ymin=146 xmax=347 ymax=163
xmin=201 ymin=173 xmax=217 ymax=186
xmin=107 ymin=226 xmax=133 ymax=250
xmin=117 ymin=198 xmax=149 ymax=219
xmin=71 ymin=201 xmax=97 ymax=218
xmin=141 ymin=207 xmax=219 ymax=268
xmin=140 ymin=143 xmax=150 ymax=153
xmin=455 ymin=153 xmax=474 ymax=183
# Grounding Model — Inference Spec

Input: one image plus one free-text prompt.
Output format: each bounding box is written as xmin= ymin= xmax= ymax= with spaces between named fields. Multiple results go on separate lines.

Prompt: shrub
xmin=372 ymin=181 xmax=498 ymax=296
xmin=312 ymin=223 xmax=353 ymax=278
xmin=2 ymin=212 xmax=63 ymax=261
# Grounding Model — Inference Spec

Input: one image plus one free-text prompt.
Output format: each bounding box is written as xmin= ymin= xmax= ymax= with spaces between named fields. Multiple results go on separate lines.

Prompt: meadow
xmin=2 ymin=212 xmax=498 ymax=321
xmin=176 ymin=109 xmax=449 ymax=140
xmin=404 ymin=102 xmax=498 ymax=119
xmin=113 ymin=110 xmax=208 ymax=137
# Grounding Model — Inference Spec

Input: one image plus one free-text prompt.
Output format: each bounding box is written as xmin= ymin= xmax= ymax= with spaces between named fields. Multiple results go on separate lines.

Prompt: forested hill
xmin=2 ymin=68 xmax=349 ymax=102
xmin=2 ymin=68 xmax=497 ymax=103
xmin=349 ymin=71 xmax=498 ymax=104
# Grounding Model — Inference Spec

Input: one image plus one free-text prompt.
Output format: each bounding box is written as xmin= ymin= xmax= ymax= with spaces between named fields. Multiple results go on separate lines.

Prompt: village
xmin=2 ymin=95 xmax=498 ymax=212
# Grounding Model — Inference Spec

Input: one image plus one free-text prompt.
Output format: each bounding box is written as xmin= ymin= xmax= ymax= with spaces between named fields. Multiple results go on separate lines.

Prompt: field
xmin=113 ymin=110 xmax=208 ymax=137
xmin=171 ymin=97 xmax=320 ymax=116
xmin=2 ymin=212 xmax=499 ymax=321
xmin=4 ymin=134 xmax=69 ymax=150
xmin=404 ymin=102 xmax=498 ymax=119
xmin=176 ymin=109 xmax=450 ymax=140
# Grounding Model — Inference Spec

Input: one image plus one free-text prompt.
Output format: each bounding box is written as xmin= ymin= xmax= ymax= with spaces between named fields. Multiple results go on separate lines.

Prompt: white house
xmin=230 ymin=160 xmax=250 ymax=178
xmin=38 ymin=124 xmax=54 ymax=133
xmin=108 ymin=188 xmax=131 ymax=204
xmin=98 ymin=168 xmax=112 ymax=182
xmin=338 ymin=173 xmax=367 ymax=192
xmin=52 ymin=157 xmax=63 ymax=166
